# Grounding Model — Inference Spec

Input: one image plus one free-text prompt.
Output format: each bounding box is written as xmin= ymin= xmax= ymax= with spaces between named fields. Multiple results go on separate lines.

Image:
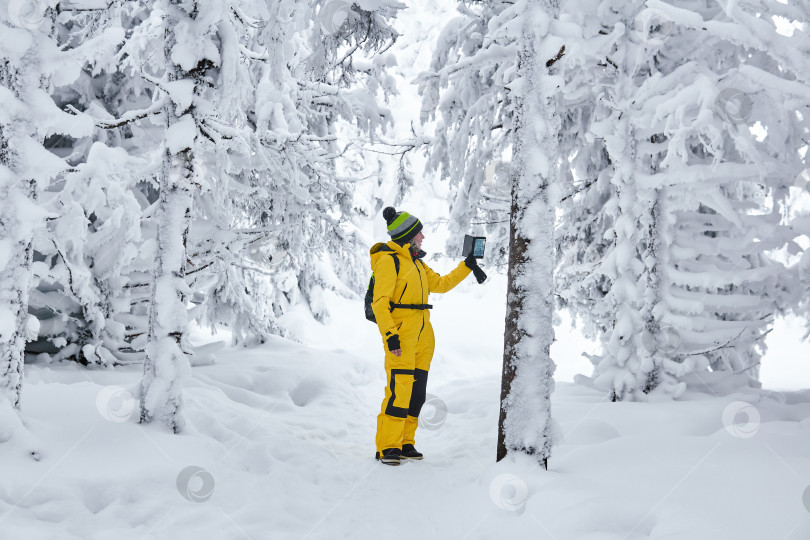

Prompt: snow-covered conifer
xmin=125 ymin=0 xmax=402 ymax=429
xmin=30 ymin=143 xmax=147 ymax=366
xmin=21 ymin=3 xmax=160 ymax=367
xmin=186 ymin=0 xmax=404 ymax=337
xmin=559 ymin=0 xmax=808 ymax=399
xmin=0 ymin=1 xmax=93 ymax=415
xmin=427 ymin=0 xmax=807 ymax=402
xmin=417 ymin=0 xmax=517 ymax=263
xmin=129 ymin=0 xmax=229 ymax=431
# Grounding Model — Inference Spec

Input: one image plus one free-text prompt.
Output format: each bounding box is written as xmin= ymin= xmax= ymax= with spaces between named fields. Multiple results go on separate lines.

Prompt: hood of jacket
xmin=369 ymin=240 xmax=417 ymax=260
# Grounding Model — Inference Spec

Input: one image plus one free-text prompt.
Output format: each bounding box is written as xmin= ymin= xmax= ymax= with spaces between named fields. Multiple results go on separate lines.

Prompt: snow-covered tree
xmin=425 ymin=0 xmax=807 ymax=403
xmin=296 ymin=0 xmax=403 ymax=308
xmin=18 ymin=3 xmax=163 ymax=368
xmin=0 ymin=1 xmax=94 ymax=419
xmin=29 ymin=143 xmax=147 ymax=366
xmin=182 ymin=0 xmax=404 ymax=337
xmin=558 ymin=0 xmax=808 ymax=399
xmin=422 ymin=0 xmax=564 ymax=464
xmin=113 ymin=0 xmax=403 ymax=430
xmin=496 ymin=0 xmax=562 ymax=467
xmin=120 ymin=0 xmax=232 ymax=431
xmin=0 ymin=0 xmax=404 ymax=384
xmin=417 ymin=0 xmax=517 ymax=264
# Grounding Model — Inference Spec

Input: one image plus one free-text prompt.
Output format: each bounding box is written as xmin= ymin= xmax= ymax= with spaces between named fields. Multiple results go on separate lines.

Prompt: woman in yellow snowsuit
xmin=370 ymin=206 xmax=484 ymax=466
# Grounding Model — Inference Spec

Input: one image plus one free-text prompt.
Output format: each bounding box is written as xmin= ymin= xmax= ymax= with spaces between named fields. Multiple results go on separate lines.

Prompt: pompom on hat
xmin=383 ymin=206 xmax=423 ymax=245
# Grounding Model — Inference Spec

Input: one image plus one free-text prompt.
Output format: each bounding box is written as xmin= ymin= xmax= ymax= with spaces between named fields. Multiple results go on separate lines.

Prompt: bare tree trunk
xmin=496 ymin=0 xmax=560 ymax=469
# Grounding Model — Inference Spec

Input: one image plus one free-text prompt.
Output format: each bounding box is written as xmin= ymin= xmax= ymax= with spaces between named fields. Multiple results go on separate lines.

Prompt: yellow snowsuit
xmin=370 ymin=240 xmax=472 ymax=454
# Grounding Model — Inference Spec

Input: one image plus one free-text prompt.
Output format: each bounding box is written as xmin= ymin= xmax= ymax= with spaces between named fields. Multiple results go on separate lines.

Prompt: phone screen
xmin=473 ymin=238 xmax=486 ymax=257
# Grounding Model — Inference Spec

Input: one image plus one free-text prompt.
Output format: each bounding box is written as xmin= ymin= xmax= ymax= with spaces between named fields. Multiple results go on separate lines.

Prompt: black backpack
xmin=364 ymin=247 xmax=400 ymax=323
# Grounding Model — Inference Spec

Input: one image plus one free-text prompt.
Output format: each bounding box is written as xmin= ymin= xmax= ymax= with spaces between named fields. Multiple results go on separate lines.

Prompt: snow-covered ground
xmin=3 ymin=271 xmax=810 ymax=539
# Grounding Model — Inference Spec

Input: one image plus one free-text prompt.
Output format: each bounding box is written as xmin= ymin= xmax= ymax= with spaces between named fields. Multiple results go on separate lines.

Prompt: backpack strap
xmin=372 ymin=243 xmax=400 ymax=276
xmin=390 ymin=253 xmax=399 ymax=275
xmin=365 ymin=247 xmax=401 ymax=324
xmin=390 ymin=303 xmax=433 ymax=310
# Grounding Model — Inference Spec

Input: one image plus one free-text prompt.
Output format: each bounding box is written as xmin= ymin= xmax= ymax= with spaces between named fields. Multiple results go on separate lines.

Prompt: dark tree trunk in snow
xmin=641 ymin=195 xmax=664 ymax=394
xmin=496 ymin=0 xmax=560 ymax=468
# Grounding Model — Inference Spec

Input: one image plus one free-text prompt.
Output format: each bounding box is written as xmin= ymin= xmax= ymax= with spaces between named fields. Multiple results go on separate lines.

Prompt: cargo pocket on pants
xmin=385 ymin=369 xmax=415 ymax=418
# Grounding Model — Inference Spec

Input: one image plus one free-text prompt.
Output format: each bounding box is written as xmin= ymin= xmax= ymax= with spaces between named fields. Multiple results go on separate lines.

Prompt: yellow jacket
xmin=369 ymin=241 xmax=471 ymax=339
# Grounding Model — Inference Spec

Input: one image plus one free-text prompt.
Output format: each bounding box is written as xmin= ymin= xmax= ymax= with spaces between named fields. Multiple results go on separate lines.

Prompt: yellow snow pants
xmin=375 ymin=312 xmax=435 ymax=454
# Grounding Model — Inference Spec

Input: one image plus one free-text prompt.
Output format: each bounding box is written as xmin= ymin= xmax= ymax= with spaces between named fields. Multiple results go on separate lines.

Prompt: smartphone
xmin=462 ymin=235 xmax=486 ymax=259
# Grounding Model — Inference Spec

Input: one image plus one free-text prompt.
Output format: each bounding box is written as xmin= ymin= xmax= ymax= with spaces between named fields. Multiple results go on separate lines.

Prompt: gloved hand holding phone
xmin=464 ymin=254 xmax=487 ymax=284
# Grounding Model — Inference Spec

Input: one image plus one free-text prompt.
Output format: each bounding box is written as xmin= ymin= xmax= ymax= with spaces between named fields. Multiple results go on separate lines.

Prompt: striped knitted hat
xmin=383 ymin=206 xmax=423 ymax=245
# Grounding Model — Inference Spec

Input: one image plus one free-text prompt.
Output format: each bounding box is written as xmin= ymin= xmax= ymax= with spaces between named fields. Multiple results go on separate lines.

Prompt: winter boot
xmin=400 ymin=444 xmax=423 ymax=460
xmin=378 ymin=448 xmax=401 ymax=466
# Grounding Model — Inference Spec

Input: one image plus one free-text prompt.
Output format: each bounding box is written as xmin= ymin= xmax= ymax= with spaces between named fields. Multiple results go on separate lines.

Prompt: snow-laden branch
xmin=636 ymin=163 xmax=778 ymax=190
xmin=66 ymin=99 xmax=166 ymax=130
xmin=230 ymin=6 xmax=267 ymax=28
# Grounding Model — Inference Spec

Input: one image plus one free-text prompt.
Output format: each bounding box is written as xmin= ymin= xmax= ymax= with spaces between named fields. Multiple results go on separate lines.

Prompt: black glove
xmin=464 ymin=255 xmax=487 ymax=284
xmin=386 ymin=333 xmax=401 ymax=352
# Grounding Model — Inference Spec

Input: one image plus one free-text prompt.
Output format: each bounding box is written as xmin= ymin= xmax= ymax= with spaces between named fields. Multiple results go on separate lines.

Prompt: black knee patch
xmin=407 ymin=369 xmax=429 ymax=417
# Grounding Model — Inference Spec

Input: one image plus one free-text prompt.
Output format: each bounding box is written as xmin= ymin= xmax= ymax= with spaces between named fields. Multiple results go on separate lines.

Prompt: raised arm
xmin=422 ymin=260 xmax=472 ymax=294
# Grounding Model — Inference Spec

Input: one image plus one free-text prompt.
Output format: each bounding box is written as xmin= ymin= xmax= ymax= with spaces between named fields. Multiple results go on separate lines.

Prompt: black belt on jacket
xmin=390 ymin=303 xmax=433 ymax=310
